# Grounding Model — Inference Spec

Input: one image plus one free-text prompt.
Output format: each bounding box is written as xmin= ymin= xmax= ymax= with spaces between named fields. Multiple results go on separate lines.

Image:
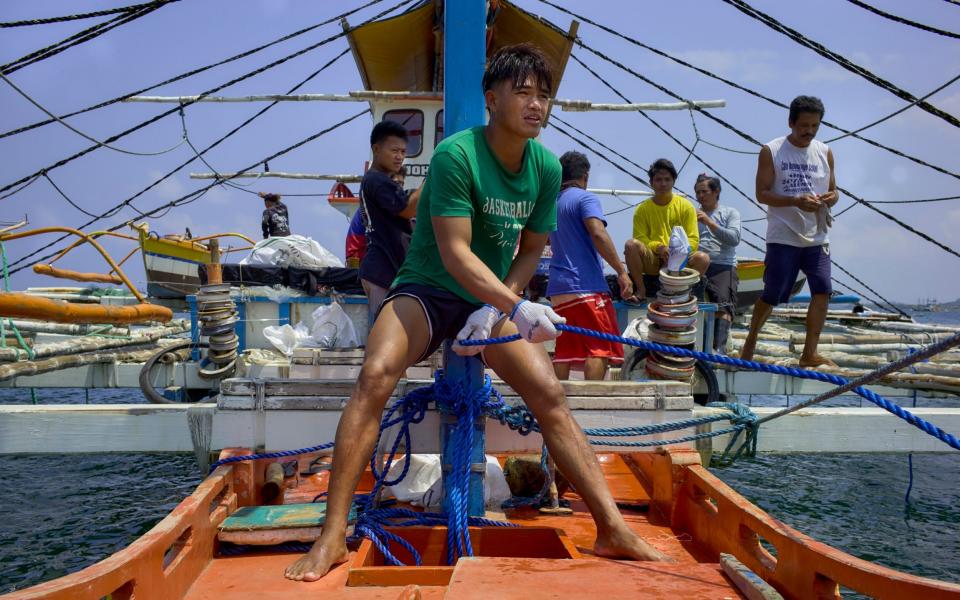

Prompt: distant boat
xmin=735 ymin=258 xmax=805 ymax=312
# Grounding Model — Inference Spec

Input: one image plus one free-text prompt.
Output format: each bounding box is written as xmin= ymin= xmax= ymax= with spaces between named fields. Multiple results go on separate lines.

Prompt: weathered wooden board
xmin=218 ymin=377 xmax=692 ymax=399
xmin=216 ymin=395 xmax=694 ymax=411
xmin=220 ymin=502 xmax=356 ymax=531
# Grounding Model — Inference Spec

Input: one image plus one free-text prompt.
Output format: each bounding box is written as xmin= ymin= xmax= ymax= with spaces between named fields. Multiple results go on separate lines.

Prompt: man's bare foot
xmin=284 ymin=539 xmax=350 ymax=582
xmin=799 ymin=354 xmax=837 ymax=369
xmin=594 ymin=526 xmax=669 ymax=562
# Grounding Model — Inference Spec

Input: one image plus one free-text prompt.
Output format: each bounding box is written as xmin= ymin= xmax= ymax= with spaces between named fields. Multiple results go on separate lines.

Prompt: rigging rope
xmin=1 ymin=72 xmax=188 ymax=157
xmin=825 ymin=73 xmax=960 ymax=143
xmin=843 ymin=0 xmax=960 ymax=39
xmin=720 ymin=0 xmax=960 ymax=129
xmin=569 ymin=38 xmax=960 ymax=261
xmin=533 ymin=0 xmax=960 ymax=181
xmin=0 ymin=1 xmax=177 ymax=28
xmin=0 ymin=0 xmax=415 ymax=198
xmin=464 ymin=324 xmax=960 ymax=451
xmin=0 ymin=0 xmax=388 ymax=141
xmin=1 ymin=3 xmax=172 ymax=75
xmin=5 ymin=109 xmax=368 ymax=276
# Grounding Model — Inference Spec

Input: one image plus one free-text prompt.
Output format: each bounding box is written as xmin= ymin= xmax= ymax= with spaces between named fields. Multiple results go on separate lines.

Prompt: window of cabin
xmin=382 ymin=109 xmax=423 ymax=157
xmin=435 ymin=110 xmax=444 ymax=147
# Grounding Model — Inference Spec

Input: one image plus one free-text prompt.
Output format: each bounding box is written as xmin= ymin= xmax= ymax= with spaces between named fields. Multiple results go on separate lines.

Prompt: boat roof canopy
xmin=345 ymin=0 xmax=575 ymax=93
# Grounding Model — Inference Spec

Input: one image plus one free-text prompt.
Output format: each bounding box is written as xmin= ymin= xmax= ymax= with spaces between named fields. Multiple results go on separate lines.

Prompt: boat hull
xmin=7 ymin=448 xmax=959 ymax=600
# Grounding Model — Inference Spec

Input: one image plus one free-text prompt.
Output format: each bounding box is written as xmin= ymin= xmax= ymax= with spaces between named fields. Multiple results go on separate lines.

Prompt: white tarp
xmin=240 ymin=235 xmax=344 ymax=269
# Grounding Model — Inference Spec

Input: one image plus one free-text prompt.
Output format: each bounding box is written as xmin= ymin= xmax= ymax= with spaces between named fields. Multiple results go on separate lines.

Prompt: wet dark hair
xmin=482 ymin=43 xmax=553 ymax=94
xmin=695 ymin=173 xmax=721 ymax=195
xmin=559 ymin=151 xmax=590 ymax=182
xmin=788 ymin=95 xmax=825 ymax=124
xmin=259 ymin=192 xmax=281 ymax=203
xmin=370 ymin=120 xmax=408 ymax=146
xmin=647 ymin=158 xmax=677 ymax=181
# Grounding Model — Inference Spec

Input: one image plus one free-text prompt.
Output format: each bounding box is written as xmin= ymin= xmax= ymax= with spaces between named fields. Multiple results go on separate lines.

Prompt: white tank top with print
xmin=765 ymin=135 xmax=831 ymax=247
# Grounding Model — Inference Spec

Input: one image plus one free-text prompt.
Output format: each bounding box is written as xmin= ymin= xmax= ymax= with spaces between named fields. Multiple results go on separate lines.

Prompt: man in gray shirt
xmin=694 ymin=174 xmax=740 ymax=351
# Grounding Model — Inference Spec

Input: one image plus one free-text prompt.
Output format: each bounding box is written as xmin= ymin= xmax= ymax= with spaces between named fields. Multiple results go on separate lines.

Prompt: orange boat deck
xmin=10 ymin=448 xmax=960 ymax=600
xmin=182 ymin=453 xmax=740 ymax=600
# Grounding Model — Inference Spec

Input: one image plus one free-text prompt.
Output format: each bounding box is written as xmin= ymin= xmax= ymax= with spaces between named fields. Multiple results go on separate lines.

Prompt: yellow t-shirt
xmin=631 ymin=194 xmax=700 ymax=252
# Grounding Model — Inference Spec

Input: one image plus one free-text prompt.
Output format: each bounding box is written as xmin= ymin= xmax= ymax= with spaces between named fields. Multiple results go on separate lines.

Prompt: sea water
xmin=1 ymin=310 xmax=958 ymax=592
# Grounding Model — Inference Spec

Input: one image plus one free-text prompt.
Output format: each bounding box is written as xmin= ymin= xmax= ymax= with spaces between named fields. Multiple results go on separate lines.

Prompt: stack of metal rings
xmin=197 ymin=283 xmax=238 ymax=378
xmin=644 ymin=268 xmax=701 ymax=380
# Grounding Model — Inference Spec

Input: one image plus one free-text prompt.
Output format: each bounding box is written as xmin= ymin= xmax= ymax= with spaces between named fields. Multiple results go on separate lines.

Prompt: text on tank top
xmin=765 ymin=135 xmax=831 ymax=247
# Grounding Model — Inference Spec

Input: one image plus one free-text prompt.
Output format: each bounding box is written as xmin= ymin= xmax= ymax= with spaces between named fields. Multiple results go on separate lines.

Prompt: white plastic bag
xmin=666 ymin=225 xmax=691 ymax=272
xmin=385 ymin=454 xmax=512 ymax=509
xmin=309 ymin=302 xmax=359 ymax=348
xmin=262 ymin=322 xmax=312 ymax=357
xmin=240 ymin=234 xmax=344 ymax=269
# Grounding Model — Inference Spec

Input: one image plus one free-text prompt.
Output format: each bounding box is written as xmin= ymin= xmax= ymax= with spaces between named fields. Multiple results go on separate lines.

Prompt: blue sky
xmin=1 ymin=0 xmax=958 ymax=303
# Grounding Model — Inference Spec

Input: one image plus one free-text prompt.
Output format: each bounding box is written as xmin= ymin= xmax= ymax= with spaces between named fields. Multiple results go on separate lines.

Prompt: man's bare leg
xmin=484 ymin=319 xmax=666 ymax=561
xmin=686 ymin=251 xmax=710 ymax=276
xmin=285 ymin=297 xmax=430 ymax=582
xmin=583 ymin=356 xmax=608 ymax=381
xmin=623 ymin=239 xmax=649 ymax=299
xmin=739 ymin=299 xmax=774 ymax=362
xmin=553 ymin=361 xmax=571 ymax=380
xmin=798 ymin=293 xmax=837 ymax=368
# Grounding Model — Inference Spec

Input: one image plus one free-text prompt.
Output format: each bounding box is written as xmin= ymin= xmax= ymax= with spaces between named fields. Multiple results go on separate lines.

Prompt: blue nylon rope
xmin=461 ymin=323 xmax=960 ymax=451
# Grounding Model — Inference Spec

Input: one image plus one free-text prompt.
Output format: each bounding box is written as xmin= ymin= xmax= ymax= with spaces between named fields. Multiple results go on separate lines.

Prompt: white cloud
xmin=795 ymin=63 xmax=852 ymax=84
xmin=672 ymin=49 xmax=780 ymax=84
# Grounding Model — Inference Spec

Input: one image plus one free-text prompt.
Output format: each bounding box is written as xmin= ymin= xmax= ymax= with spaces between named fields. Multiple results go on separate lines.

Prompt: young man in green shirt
xmin=285 ymin=43 xmax=665 ymax=583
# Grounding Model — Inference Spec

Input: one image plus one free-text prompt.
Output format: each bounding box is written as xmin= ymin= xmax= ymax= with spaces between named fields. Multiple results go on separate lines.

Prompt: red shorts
xmin=552 ymin=293 xmax=623 ymax=364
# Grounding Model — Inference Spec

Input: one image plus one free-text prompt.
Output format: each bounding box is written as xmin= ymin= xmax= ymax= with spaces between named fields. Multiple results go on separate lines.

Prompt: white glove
xmin=510 ymin=300 xmax=566 ymax=343
xmin=452 ymin=304 xmax=502 ymax=356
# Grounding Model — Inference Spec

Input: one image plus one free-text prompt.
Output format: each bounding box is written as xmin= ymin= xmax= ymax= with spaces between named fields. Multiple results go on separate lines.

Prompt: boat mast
xmin=443 ymin=1 xmax=486 ymax=137
xmin=439 ymin=0 xmax=488 ymax=519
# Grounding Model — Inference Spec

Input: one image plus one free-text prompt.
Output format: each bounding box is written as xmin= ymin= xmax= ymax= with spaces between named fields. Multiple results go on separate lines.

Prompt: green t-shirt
xmin=394 ymin=126 xmax=561 ymax=304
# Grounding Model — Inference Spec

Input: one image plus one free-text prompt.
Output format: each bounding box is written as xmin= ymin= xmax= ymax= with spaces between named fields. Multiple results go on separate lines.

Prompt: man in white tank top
xmin=740 ymin=96 xmax=839 ymax=368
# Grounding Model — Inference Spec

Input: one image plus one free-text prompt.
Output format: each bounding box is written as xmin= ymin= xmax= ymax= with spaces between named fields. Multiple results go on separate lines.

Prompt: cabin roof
xmin=344 ymin=0 xmax=576 ymax=93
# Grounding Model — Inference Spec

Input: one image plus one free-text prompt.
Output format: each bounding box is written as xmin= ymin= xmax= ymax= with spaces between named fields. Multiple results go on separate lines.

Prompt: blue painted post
xmin=440 ymin=0 xmax=488 ymax=520
xmin=440 ymin=342 xmax=486 ymax=518
xmin=278 ymin=302 xmax=291 ymax=326
xmin=235 ymin=302 xmax=246 ymax=353
xmin=187 ymin=295 xmax=200 ymax=361
xmin=443 ymin=1 xmax=487 ymax=137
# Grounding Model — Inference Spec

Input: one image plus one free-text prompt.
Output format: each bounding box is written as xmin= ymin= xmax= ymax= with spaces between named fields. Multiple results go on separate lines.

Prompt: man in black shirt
xmin=359 ymin=121 xmax=420 ymax=318
xmin=260 ymin=192 xmax=291 ymax=238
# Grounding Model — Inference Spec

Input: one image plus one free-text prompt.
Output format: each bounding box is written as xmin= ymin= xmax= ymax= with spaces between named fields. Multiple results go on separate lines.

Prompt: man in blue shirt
xmin=694 ymin=174 xmax=741 ymax=351
xmin=548 ymin=152 xmax=634 ymax=380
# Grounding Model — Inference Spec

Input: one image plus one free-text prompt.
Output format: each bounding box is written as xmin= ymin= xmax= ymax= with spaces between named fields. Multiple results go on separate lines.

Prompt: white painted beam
xmin=2 ymin=404 xmax=957 ymax=454
xmin=697 ymin=406 xmax=960 ymax=453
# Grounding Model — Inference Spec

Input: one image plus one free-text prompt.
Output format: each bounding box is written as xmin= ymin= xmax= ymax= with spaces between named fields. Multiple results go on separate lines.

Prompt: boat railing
xmin=5 ymin=463 xmax=239 ymax=600
xmin=675 ymin=465 xmax=960 ymax=599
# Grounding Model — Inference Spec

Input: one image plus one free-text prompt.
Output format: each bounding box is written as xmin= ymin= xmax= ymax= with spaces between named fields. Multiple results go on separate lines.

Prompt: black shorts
xmin=705 ymin=264 xmax=738 ymax=317
xmin=382 ymin=282 xmax=482 ymax=362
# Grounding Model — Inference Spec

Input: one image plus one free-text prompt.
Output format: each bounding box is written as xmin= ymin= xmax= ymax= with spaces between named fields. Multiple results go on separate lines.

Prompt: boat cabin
xmin=328 ymin=0 xmax=577 ymax=219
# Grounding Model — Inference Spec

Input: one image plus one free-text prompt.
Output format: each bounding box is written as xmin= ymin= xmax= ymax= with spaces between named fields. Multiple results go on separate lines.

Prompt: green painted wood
xmin=220 ymin=502 xmax=357 ymax=531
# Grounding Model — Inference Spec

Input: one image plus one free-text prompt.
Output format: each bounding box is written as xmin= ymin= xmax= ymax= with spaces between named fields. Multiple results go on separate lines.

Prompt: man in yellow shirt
xmin=624 ymin=158 xmax=710 ymax=298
